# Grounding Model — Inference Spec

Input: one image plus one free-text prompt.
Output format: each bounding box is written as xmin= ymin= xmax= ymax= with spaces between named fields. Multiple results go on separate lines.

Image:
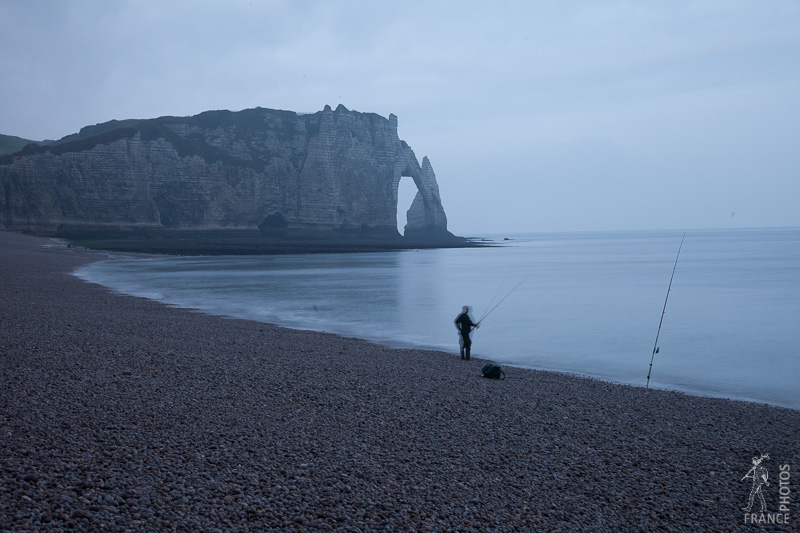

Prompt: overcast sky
xmin=1 ymin=0 xmax=798 ymax=234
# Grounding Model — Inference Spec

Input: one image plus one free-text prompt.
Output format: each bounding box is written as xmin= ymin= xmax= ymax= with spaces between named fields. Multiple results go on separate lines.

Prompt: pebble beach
xmin=1 ymin=230 xmax=797 ymax=532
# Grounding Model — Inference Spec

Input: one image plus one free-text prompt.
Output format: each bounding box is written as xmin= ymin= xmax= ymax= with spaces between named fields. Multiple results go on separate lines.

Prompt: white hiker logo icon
xmin=742 ymin=453 xmax=770 ymax=512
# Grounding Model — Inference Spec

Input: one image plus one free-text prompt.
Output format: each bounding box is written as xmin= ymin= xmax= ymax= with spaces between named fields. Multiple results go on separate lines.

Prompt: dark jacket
xmin=454 ymin=312 xmax=476 ymax=335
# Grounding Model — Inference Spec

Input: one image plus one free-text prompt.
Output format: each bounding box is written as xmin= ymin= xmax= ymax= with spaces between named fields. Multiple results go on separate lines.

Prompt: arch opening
xmin=397 ymin=176 xmax=418 ymax=236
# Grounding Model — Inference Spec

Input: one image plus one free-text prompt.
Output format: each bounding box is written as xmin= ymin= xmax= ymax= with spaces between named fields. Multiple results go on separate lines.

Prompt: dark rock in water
xmin=0 ymin=105 xmax=457 ymax=242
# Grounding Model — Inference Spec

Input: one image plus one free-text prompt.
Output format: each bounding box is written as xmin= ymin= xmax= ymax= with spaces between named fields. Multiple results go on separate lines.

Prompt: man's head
xmin=462 ymin=306 xmax=470 ymax=313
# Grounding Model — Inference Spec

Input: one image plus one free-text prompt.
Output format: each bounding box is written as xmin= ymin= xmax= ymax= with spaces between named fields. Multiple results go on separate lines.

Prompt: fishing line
xmin=478 ymin=275 xmax=508 ymax=323
xmin=646 ymin=233 xmax=686 ymax=389
xmin=477 ymin=274 xmax=530 ymax=324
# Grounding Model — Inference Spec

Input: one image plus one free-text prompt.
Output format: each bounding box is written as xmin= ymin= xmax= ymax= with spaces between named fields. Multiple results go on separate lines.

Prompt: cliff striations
xmin=0 ymin=105 xmax=455 ymax=242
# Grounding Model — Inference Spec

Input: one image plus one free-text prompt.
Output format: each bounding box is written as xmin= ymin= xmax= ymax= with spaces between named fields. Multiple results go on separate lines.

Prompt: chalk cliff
xmin=0 ymin=105 xmax=454 ymax=240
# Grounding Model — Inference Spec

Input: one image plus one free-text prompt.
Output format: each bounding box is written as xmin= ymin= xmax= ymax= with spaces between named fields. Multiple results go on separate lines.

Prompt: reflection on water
xmin=75 ymin=228 xmax=800 ymax=410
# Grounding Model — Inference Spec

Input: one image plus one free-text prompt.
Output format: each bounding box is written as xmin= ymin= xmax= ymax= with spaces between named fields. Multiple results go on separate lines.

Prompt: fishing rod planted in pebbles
xmin=646 ymin=233 xmax=686 ymax=389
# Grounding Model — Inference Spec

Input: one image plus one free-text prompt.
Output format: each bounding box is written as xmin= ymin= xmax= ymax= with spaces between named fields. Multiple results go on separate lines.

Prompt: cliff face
xmin=0 ymin=105 xmax=453 ymax=239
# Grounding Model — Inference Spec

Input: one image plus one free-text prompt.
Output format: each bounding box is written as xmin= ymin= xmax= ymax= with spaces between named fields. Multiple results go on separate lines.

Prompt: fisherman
xmin=454 ymin=306 xmax=479 ymax=360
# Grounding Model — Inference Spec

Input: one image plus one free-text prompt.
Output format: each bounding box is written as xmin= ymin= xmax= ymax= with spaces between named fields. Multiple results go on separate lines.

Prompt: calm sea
xmin=75 ymin=228 xmax=800 ymax=410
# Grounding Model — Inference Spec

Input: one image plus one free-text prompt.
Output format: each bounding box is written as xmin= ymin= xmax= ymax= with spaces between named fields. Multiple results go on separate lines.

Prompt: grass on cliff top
xmin=0 ymin=134 xmax=38 ymax=157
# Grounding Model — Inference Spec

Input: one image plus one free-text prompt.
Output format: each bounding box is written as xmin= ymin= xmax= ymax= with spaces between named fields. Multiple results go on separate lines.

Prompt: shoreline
xmin=27 ymin=228 xmax=494 ymax=256
xmin=2 ymin=229 xmax=798 ymax=530
xmin=74 ymin=235 xmax=799 ymax=413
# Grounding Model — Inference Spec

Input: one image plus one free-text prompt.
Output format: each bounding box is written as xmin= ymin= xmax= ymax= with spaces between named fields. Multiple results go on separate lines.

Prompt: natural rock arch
xmin=392 ymin=152 xmax=449 ymax=239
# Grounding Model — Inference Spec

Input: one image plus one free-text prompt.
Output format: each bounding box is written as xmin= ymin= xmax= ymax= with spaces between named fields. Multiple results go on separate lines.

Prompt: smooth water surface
xmin=75 ymin=228 xmax=800 ymax=410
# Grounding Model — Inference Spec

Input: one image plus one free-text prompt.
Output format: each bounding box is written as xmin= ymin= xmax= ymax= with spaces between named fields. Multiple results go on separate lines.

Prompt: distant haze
xmin=1 ymin=1 xmax=798 ymax=234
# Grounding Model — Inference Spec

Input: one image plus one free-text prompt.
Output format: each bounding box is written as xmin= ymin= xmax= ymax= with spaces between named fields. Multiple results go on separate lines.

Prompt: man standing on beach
xmin=454 ymin=306 xmax=479 ymax=360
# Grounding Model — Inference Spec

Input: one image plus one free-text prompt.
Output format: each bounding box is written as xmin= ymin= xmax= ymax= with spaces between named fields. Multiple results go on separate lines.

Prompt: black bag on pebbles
xmin=481 ymin=364 xmax=505 ymax=380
